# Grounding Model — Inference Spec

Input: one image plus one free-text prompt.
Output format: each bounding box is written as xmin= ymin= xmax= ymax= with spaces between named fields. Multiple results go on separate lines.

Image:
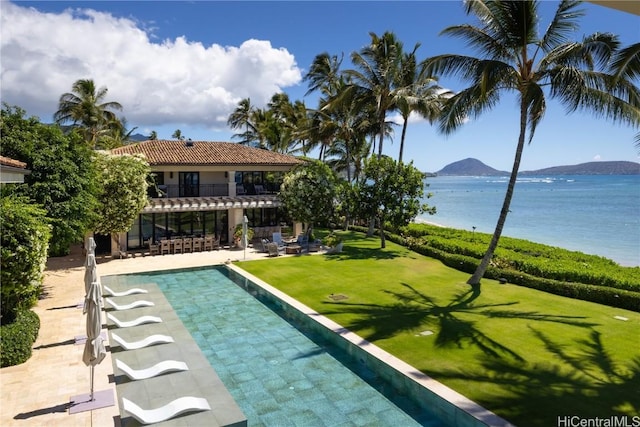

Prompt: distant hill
xmin=521 ymin=161 xmax=640 ymax=175
xmin=437 ymin=158 xmax=509 ymax=176
xmin=436 ymin=158 xmax=640 ymax=176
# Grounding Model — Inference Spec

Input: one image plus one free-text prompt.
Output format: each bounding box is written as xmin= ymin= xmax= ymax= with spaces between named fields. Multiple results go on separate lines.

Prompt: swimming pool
xmin=110 ymin=266 xmax=443 ymax=426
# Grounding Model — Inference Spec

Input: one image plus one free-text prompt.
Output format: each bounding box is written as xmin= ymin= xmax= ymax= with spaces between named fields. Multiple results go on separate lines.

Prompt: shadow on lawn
xmin=426 ymin=329 xmax=640 ymax=427
xmin=327 ymin=245 xmax=404 ymax=261
xmin=323 ymin=283 xmax=596 ymax=360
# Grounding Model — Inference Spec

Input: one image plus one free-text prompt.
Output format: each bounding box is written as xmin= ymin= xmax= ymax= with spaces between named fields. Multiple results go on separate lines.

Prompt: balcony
xmin=149 ymin=183 xmax=278 ymax=199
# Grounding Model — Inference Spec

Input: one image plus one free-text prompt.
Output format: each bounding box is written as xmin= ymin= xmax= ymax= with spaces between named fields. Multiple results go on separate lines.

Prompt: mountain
xmin=520 ymin=161 xmax=640 ymax=175
xmin=437 ymin=158 xmax=509 ymax=176
xmin=436 ymin=158 xmax=640 ymax=176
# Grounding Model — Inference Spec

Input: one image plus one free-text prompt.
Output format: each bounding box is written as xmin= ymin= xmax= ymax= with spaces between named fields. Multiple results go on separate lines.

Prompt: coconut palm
xmin=54 ymin=78 xmax=123 ymax=147
xmin=172 ymin=129 xmax=185 ymax=141
xmin=395 ymin=48 xmax=451 ymax=163
xmin=227 ymin=98 xmax=258 ymax=146
xmin=345 ymin=31 xmax=405 ymax=158
xmin=424 ymin=0 xmax=640 ymax=285
xmin=609 ymin=41 xmax=640 ymax=147
xmin=148 ymin=130 xmax=158 ymax=140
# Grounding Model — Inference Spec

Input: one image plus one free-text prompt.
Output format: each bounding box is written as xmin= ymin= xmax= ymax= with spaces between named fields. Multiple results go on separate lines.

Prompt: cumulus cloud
xmin=593 ymin=154 xmax=602 ymax=161
xmin=0 ymin=2 xmax=302 ymax=129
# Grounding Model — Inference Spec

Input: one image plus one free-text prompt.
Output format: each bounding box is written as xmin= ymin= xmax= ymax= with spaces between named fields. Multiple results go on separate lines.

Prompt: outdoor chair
xmin=110 ymin=333 xmax=174 ymax=350
xmin=173 ymin=239 xmax=183 ymax=254
xmin=203 ymin=236 xmax=213 ymax=251
xmin=267 ymin=242 xmax=279 ymax=257
xmin=122 ymin=396 xmax=210 ymax=425
xmin=192 ymin=238 xmax=202 ymax=252
xmin=103 ymin=285 xmax=148 ymax=297
xmin=272 ymin=232 xmax=286 ymax=251
xmin=254 ymin=184 xmax=266 ymax=195
xmin=149 ymin=242 xmax=159 ymax=256
xmin=105 ymin=298 xmax=154 ymax=311
xmin=183 ymin=238 xmax=192 ymax=253
xmin=160 ymin=239 xmax=170 ymax=255
xmin=116 ymin=359 xmax=188 ymax=381
xmin=107 ymin=313 xmax=162 ymax=328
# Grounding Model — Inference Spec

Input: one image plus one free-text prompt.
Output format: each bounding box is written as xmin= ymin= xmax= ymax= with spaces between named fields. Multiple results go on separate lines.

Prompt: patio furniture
xmin=203 ymin=236 xmax=213 ymax=251
xmin=160 ymin=239 xmax=171 ymax=255
xmin=183 ymin=238 xmax=192 ymax=253
xmin=173 ymin=239 xmax=183 ymax=254
xmin=272 ymin=232 xmax=286 ymax=251
xmin=192 ymin=237 xmax=202 ymax=252
xmin=105 ymin=298 xmax=154 ymax=311
xmin=116 ymin=359 xmax=188 ymax=381
xmin=103 ymin=285 xmax=148 ymax=297
xmin=122 ymin=396 xmax=210 ymax=425
xmin=107 ymin=313 xmax=162 ymax=328
xmin=110 ymin=333 xmax=174 ymax=350
xmin=285 ymin=245 xmax=301 ymax=255
xmin=267 ymin=242 xmax=280 ymax=257
xmin=149 ymin=242 xmax=159 ymax=256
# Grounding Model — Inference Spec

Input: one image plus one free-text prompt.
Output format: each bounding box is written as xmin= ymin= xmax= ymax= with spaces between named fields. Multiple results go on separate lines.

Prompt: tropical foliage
xmin=278 ymin=159 xmax=340 ymax=229
xmin=1 ymin=104 xmax=98 ymax=256
xmin=0 ymin=195 xmax=51 ymax=322
xmin=423 ymin=0 xmax=640 ymax=285
xmin=356 ymin=156 xmax=433 ymax=247
xmin=53 ymin=79 xmax=125 ymax=148
xmin=91 ymin=152 xmax=150 ymax=234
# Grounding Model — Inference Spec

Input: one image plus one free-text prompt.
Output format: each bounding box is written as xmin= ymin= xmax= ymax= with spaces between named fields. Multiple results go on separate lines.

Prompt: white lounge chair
xmin=103 ymin=285 xmax=148 ymax=297
xmin=122 ymin=396 xmax=211 ymax=425
xmin=116 ymin=359 xmax=188 ymax=380
xmin=106 ymin=313 xmax=162 ymax=328
xmin=105 ymin=298 xmax=154 ymax=311
xmin=110 ymin=333 xmax=174 ymax=350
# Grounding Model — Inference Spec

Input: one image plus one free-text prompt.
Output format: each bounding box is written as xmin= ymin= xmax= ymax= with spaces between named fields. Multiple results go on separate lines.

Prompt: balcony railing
xmin=149 ymin=183 xmax=280 ymax=199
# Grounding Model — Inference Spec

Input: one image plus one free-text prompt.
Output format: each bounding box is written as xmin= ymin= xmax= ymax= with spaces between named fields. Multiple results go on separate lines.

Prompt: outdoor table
xmin=285 ymin=245 xmax=301 ymax=255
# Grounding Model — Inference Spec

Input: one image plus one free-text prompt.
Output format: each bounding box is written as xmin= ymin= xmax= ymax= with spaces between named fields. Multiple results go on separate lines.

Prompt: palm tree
xmin=172 ymin=129 xmax=185 ymax=140
xmin=54 ymin=78 xmax=123 ymax=147
xmin=424 ymin=0 xmax=640 ymax=285
xmin=609 ymin=41 xmax=640 ymax=147
xmin=345 ymin=31 xmax=405 ymax=158
xmin=148 ymin=130 xmax=158 ymax=140
xmin=395 ymin=49 xmax=452 ymax=163
xmin=227 ymin=98 xmax=258 ymax=146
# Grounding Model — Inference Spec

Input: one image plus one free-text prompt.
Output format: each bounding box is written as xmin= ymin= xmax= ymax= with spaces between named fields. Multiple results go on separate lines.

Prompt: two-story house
xmin=109 ymin=140 xmax=303 ymax=255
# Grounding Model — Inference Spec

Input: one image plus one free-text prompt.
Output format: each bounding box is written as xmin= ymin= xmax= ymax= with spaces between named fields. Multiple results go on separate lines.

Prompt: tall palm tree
xmin=148 ymin=130 xmax=158 ymax=140
xmin=172 ymin=129 xmax=185 ymax=140
xmin=424 ymin=0 xmax=640 ymax=285
xmin=345 ymin=31 xmax=405 ymax=158
xmin=395 ymin=48 xmax=451 ymax=163
xmin=227 ymin=98 xmax=258 ymax=146
xmin=54 ymin=78 xmax=123 ymax=147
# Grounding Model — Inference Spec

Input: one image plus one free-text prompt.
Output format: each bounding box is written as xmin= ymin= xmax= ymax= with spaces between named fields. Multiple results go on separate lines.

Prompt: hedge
xmin=0 ymin=309 xmax=40 ymax=367
xmin=352 ymin=225 xmax=640 ymax=312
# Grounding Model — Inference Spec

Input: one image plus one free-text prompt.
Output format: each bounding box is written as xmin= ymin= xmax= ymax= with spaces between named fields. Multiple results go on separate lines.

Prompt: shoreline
xmin=412 ymin=218 xmax=639 ymax=268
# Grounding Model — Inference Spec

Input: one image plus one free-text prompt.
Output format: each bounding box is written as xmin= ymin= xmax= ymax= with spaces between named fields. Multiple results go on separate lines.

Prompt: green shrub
xmin=1 ymin=195 xmax=51 ymax=321
xmin=354 ymin=224 xmax=640 ymax=311
xmin=0 ymin=309 xmax=40 ymax=367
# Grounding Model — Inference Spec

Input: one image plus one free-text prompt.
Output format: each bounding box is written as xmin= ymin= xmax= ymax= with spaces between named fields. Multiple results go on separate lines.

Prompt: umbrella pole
xmin=90 ymin=365 xmax=95 ymax=401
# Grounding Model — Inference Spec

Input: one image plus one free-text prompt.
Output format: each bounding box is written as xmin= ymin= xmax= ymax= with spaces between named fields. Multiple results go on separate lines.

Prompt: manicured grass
xmin=237 ymin=231 xmax=640 ymax=427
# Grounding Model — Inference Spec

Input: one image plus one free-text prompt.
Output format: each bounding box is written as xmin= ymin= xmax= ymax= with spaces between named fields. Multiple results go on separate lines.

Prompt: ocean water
xmin=418 ymin=175 xmax=640 ymax=267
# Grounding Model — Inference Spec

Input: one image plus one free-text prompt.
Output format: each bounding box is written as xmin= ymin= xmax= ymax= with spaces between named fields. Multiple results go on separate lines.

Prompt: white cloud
xmin=593 ymin=154 xmax=602 ymax=161
xmin=0 ymin=2 xmax=302 ymax=130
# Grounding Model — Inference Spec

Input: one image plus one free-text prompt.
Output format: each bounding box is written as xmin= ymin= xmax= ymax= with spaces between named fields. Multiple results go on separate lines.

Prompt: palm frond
xmin=522 ymin=83 xmax=546 ymax=144
xmin=440 ymin=24 xmax=512 ymax=60
xmin=539 ymin=0 xmax=584 ymax=51
xmin=438 ymin=84 xmax=501 ymax=135
xmin=610 ymin=42 xmax=640 ymax=82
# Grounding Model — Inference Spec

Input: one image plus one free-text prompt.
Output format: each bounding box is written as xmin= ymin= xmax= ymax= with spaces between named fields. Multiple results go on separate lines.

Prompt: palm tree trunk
xmin=467 ymin=101 xmax=528 ymax=285
xmin=398 ymin=120 xmax=408 ymax=163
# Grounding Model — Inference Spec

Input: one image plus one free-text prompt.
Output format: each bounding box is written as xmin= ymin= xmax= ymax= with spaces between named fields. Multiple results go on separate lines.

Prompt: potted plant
xmin=233 ymin=224 xmax=254 ymax=248
xmin=322 ymin=232 xmax=343 ymax=253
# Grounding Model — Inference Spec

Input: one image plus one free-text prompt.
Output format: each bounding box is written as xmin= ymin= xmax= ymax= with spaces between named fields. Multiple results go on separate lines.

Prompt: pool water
xmin=114 ymin=266 xmax=442 ymax=426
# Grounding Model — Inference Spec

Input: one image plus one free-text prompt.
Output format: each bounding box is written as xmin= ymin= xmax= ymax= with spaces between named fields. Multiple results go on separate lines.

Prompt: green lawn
xmin=236 ymin=231 xmax=640 ymax=427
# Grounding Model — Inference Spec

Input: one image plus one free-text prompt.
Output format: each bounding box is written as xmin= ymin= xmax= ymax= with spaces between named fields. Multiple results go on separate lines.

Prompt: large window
xmin=179 ymin=172 xmax=199 ymax=197
xmin=127 ymin=210 xmax=229 ymax=249
xmin=235 ymin=171 xmax=284 ymax=194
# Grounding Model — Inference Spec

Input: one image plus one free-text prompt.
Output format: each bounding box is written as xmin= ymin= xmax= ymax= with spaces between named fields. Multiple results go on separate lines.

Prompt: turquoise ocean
xmin=418 ymin=175 xmax=640 ymax=267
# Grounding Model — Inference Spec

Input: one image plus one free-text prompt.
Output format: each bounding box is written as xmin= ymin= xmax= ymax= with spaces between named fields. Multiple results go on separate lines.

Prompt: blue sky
xmin=1 ymin=1 xmax=638 ymax=172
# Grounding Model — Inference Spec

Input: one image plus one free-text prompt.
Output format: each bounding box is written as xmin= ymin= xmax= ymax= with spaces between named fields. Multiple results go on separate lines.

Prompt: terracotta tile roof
xmin=111 ymin=140 xmax=303 ymax=167
xmin=0 ymin=156 xmax=27 ymax=169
